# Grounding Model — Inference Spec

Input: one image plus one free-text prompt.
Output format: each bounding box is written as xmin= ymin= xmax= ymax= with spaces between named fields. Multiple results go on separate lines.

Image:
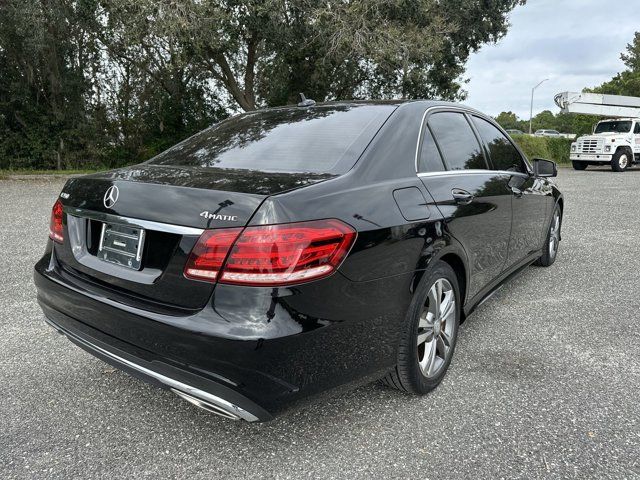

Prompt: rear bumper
xmin=34 ymin=248 xmax=409 ymax=420
xmin=42 ymin=312 xmax=267 ymax=421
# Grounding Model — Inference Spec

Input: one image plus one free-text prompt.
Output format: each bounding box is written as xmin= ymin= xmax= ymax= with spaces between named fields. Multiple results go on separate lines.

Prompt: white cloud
xmin=463 ymin=0 xmax=638 ymax=119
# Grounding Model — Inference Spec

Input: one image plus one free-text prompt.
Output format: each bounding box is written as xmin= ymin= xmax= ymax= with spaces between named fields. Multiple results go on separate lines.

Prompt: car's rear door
xmin=417 ymin=109 xmax=512 ymax=301
xmin=470 ymin=115 xmax=550 ymax=266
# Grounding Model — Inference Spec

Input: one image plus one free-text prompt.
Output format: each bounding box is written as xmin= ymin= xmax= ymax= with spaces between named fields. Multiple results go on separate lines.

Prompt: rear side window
xmin=418 ymin=126 xmax=445 ymax=173
xmin=147 ymin=105 xmax=395 ymax=174
xmin=472 ymin=116 xmax=527 ymax=173
xmin=428 ymin=112 xmax=487 ymax=170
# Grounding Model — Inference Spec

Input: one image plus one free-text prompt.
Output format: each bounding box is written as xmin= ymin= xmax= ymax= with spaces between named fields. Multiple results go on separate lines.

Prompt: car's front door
xmin=417 ymin=110 xmax=513 ymax=301
xmin=471 ymin=115 xmax=550 ymax=266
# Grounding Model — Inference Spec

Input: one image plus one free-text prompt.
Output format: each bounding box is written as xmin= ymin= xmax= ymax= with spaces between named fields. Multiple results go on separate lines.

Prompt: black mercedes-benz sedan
xmin=34 ymin=100 xmax=563 ymax=422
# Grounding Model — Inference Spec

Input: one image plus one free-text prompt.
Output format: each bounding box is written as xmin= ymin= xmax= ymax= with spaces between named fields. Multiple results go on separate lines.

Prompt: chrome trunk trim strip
xmin=64 ymin=207 xmax=204 ymax=236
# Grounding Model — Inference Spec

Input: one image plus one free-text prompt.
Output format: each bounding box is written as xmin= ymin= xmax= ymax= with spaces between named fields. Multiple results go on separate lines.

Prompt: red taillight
xmin=184 ymin=228 xmax=243 ymax=281
xmin=184 ymin=220 xmax=356 ymax=286
xmin=49 ymin=199 xmax=64 ymax=243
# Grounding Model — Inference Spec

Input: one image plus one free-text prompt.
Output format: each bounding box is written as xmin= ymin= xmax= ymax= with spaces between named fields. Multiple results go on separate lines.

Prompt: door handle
xmin=451 ymin=188 xmax=475 ymax=205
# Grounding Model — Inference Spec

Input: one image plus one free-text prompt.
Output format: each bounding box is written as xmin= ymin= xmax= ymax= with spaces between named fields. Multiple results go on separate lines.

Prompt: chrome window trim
xmin=414 ymin=105 xmax=533 ymax=176
xmin=417 ymin=169 xmax=529 ymax=178
xmin=64 ymin=207 xmax=204 ymax=236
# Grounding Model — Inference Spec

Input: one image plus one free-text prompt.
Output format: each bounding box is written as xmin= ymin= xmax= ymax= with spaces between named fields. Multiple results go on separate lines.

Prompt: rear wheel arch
xmin=411 ymin=250 xmax=468 ymax=321
xmin=439 ymin=253 xmax=467 ymax=315
xmin=556 ymin=198 xmax=564 ymax=241
xmin=556 ymin=196 xmax=564 ymax=217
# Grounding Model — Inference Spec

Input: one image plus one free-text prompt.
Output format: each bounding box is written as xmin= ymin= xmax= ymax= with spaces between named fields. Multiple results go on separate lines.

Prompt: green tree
xmin=0 ymin=0 xmax=226 ymax=170
xmin=0 ymin=0 xmax=526 ymax=170
xmin=494 ymin=111 xmax=521 ymax=130
xmin=97 ymin=0 xmax=525 ymax=112
xmin=554 ymin=113 xmax=596 ymax=136
xmin=0 ymin=0 xmax=99 ymax=169
xmin=621 ymin=32 xmax=640 ymax=72
xmin=531 ymin=110 xmax=557 ymax=132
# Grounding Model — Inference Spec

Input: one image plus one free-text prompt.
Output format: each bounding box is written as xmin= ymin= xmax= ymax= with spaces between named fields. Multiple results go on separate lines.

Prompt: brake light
xmin=184 ymin=228 xmax=243 ymax=281
xmin=184 ymin=220 xmax=356 ymax=286
xmin=49 ymin=199 xmax=64 ymax=243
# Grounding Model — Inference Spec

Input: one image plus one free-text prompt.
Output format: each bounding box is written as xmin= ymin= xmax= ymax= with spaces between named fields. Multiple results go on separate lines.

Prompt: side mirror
xmin=533 ymin=158 xmax=557 ymax=178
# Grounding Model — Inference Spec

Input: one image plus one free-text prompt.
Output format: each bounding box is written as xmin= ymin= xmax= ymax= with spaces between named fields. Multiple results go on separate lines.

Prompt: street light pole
xmin=529 ymin=78 xmax=549 ymax=134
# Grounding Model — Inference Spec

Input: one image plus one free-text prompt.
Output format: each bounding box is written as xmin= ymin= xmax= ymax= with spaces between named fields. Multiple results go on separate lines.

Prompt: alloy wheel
xmin=417 ymin=278 xmax=456 ymax=378
xmin=549 ymin=210 xmax=561 ymax=258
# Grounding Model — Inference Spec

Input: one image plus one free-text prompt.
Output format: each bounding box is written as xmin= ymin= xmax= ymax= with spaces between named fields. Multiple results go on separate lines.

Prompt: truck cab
xmin=570 ymin=118 xmax=640 ymax=172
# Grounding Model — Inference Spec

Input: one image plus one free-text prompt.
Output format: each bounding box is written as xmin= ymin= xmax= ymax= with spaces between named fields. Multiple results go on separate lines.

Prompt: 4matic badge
xmin=200 ymin=211 xmax=238 ymax=222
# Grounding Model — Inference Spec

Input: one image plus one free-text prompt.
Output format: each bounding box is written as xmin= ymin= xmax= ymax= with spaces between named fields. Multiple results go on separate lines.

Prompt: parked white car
xmin=535 ymin=129 xmax=561 ymax=137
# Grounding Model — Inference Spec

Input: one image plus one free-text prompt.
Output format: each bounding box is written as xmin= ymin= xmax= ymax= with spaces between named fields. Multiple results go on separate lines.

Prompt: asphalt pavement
xmin=1 ymin=167 xmax=638 ymax=479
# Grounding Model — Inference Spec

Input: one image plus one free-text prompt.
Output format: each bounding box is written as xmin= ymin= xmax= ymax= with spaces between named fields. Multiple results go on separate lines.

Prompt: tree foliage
xmin=494 ymin=110 xmax=597 ymax=136
xmin=494 ymin=111 xmax=520 ymax=130
xmin=0 ymin=0 xmax=524 ymax=170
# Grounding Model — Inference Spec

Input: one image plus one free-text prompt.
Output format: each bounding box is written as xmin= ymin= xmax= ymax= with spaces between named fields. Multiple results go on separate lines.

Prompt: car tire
xmin=534 ymin=204 xmax=562 ymax=267
xmin=611 ymin=150 xmax=630 ymax=172
xmin=383 ymin=261 xmax=460 ymax=394
xmin=572 ymin=161 xmax=587 ymax=170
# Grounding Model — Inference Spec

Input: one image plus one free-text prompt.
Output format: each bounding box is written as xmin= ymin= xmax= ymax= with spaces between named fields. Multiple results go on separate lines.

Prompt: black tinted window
xmin=428 ymin=112 xmax=486 ymax=170
xmin=147 ymin=105 xmax=395 ymax=174
xmin=418 ymin=126 xmax=445 ymax=172
xmin=472 ymin=116 xmax=526 ymax=173
xmin=635 ymin=123 xmax=640 ymax=134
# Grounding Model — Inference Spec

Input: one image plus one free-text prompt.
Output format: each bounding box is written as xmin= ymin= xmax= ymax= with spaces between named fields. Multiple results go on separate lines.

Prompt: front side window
xmin=634 ymin=122 xmax=640 ymax=134
xmin=594 ymin=121 xmax=632 ymax=134
xmin=428 ymin=112 xmax=487 ymax=170
xmin=472 ymin=116 xmax=527 ymax=173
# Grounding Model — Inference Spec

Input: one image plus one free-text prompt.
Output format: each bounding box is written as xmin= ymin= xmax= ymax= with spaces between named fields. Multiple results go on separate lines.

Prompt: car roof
xmin=254 ymin=99 xmax=488 ymax=116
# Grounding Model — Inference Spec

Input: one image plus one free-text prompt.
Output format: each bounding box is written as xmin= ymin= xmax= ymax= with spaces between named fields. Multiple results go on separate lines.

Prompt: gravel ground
xmin=1 ymin=168 xmax=639 ymax=479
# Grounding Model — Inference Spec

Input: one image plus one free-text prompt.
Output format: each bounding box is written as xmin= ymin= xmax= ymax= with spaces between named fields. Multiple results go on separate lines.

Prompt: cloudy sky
xmin=464 ymin=0 xmax=638 ymax=119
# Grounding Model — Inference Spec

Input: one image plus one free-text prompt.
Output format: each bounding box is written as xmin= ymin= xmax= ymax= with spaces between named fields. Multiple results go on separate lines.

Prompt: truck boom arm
xmin=554 ymin=92 xmax=640 ymax=118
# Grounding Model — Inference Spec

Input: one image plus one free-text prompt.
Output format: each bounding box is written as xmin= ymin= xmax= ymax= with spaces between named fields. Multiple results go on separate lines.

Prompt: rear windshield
xmin=594 ymin=121 xmax=632 ymax=134
xmin=147 ymin=105 xmax=395 ymax=174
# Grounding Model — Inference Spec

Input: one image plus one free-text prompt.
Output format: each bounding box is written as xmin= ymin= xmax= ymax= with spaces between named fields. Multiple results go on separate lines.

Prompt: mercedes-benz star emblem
xmin=103 ymin=185 xmax=119 ymax=209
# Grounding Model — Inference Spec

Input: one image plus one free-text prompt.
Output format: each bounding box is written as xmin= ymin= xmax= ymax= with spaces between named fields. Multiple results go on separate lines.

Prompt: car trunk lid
xmin=54 ymin=165 xmax=335 ymax=310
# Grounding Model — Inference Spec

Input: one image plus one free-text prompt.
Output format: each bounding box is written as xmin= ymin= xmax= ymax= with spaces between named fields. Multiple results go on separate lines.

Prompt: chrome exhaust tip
xmin=171 ymin=388 xmax=241 ymax=420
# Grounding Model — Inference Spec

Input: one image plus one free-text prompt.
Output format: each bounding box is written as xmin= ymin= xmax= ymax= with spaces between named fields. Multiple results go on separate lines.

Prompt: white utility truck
xmin=555 ymin=91 xmax=640 ymax=172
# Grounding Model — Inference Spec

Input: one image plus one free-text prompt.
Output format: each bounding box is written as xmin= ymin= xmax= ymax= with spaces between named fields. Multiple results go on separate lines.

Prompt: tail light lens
xmin=184 ymin=228 xmax=243 ymax=281
xmin=184 ymin=220 xmax=356 ymax=286
xmin=49 ymin=199 xmax=64 ymax=243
